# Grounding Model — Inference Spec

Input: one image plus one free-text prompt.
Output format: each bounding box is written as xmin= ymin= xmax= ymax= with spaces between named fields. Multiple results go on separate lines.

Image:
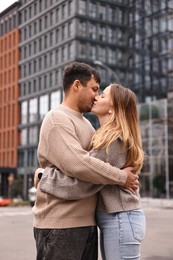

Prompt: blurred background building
xmin=0 ymin=2 xmax=20 ymax=198
xmin=0 ymin=0 xmax=173 ymax=200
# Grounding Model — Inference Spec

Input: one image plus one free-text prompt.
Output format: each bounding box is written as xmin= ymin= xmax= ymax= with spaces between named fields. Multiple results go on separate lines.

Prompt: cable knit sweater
xmin=33 ymin=105 xmax=128 ymax=229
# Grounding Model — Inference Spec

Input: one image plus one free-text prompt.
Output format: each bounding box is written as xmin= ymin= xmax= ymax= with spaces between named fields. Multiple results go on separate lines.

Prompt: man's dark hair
xmin=62 ymin=62 xmax=101 ymax=92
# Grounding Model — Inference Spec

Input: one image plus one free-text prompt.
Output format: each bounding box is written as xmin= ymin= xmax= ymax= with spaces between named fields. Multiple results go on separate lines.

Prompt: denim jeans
xmin=96 ymin=209 xmax=146 ymax=260
xmin=33 ymin=226 xmax=98 ymax=260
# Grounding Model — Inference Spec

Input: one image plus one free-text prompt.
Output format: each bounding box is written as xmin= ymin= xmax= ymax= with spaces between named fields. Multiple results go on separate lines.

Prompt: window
xmin=61 ymin=46 xmax=65 ymax=61
xmin=68 ymin=21 xmax=73 ymax=37
xmin=79 ymin=0 xmax=86 ymax=15
xmin=99 ymin=4 xmax=106 ymax=20
xmin=28 ymin=148 xmax=37 ymax=167
xmin=29 ymin=127 xmax=38 ymax=145
xmin=108 ymin=6 xmax=115 ymax=22
xmin=29 ymin=98 xmax=38 ymax=123
xmin=18 ymin=151 xmax=24 ymax=167
xmin=62 ymin=3 xmax=66 ymax=18
xmin=56 ymin=28 xmax=60 ymax=42
xmin=153 ymin=18 xmax=159 ymax=34
xmin=44 ymin=55 xmax=47 ymax=68
xmin=98 ymin=46 xmax=106 ymax=62
xmin=20 ymin=129 xmax=27 ymax=146
xmin=56 ymin=49 xmax=59 ymax=63
xmin=89 ymin=2 xmax=96 ymax=18
xmin=34 ymin=22 xmax=37 ymax=34
xmin=44 ymin=75 xmax=47 ymax=88
xmin=108 ymin=48 xmax=115 ymax=64
xmin=56 ymin=8 xmax=60 ymax=22
xmin=21 ymin=101 xmax=28 ymax=124
xmin=99 ymin=25 xmax=106 ymax=41
xmin=79 ymin=21 xmax=86 ymax=37
xmin=68 ymin=43 xmax=73 ymax=59
xmin=89 ymin=23 xmax=96 ymax=39
xmin=55 ymin=70 xmax=59 ymax=84
xmin=51 ymin=90 xmax=61 ymax=108
xmin=39 ymin=38 xmax=42 ymax=50
xmin=39 ymin=19 xmax=42 ymax=31
xmin=68 ymin=0 xmax=72 ymax=15
xmin=79 ymin=42 xmax=86 ymax=58
xmin=89 ymin=45 xmax=96 ymax=60
xmin=117 ymin=8 xmax=125 ymax=25
xmin=50 ymin=32 xmax=53 ymax=46
xmin=34 ymin=2 xmax=37 ymax=15
xmin=44 ymin=35 xmax=47 ymax=48
xmin=40 ymin=95 xmax=49 ymax=120
xmin=108 ymin=27 xmax=113 ymax=42
xmin=34 ymin=60 xmax=37 ymax=73
xmin=44 ymin=15 xmax=48 ymax=29
xmin=50 ymin=12 xmax=54 ymax=26
xmin=49 ymin=72 xmax=53 ymax=86
xmin=62 ymin=25 xmax=65 ymax=40
xmin=50 ymin=52 xmax=54 ymax=66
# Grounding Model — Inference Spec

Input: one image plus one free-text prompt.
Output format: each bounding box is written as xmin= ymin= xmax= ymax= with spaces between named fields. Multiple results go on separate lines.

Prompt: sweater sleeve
xmin=38 ymin=120 xmax=127 ymax=185
xmin=40 ymin=167 xmax=104 ymax=200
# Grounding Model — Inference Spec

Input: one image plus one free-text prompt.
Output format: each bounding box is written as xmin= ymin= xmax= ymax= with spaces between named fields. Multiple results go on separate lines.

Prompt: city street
xmin=0 ymin=204 xmax=173 ymax=260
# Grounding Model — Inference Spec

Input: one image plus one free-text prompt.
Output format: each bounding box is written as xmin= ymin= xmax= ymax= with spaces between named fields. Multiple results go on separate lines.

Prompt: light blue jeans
xmin=96 ymin=209 xmax=146 ymax=260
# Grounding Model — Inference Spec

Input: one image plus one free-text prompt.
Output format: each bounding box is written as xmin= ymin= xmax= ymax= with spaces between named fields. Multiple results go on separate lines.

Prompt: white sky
xmin=0 ymin=0 xmax=18 ymax=13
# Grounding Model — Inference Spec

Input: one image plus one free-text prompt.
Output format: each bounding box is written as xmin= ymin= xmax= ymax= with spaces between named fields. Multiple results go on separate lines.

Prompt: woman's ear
xmin=108 ymin=108 xmax=112 ymax=114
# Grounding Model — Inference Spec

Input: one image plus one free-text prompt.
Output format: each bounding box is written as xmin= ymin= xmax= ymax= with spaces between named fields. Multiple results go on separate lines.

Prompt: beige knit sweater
xmin=33 ymin=105 xmax=127 ymax=229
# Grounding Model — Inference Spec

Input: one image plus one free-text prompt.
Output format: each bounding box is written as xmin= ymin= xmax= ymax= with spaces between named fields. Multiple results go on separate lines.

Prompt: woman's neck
xmin=98 ymin=115 xmax=111 ymax=126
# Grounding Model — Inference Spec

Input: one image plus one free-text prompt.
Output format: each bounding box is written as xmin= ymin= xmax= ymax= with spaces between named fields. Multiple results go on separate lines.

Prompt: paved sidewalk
xmin=141 ymin=197 xmax=173 ymax=208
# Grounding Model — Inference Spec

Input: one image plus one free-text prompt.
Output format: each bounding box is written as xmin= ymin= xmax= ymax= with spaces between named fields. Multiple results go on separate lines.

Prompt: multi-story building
xmin=0 ymin=2 xmax=21 ymax=197
xmin=127 ymin=0 xmax=173 ymax=102
xmin=18 ymin=0 xmax=130 ymax=198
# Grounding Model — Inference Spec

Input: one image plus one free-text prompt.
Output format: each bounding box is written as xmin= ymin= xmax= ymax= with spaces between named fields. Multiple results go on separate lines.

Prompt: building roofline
xmin=0 ymin=1 xmax=20 ymax=17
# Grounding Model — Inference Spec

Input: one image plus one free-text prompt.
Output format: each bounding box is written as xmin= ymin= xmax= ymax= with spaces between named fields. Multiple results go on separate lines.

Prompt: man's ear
xmin=73 ymin=80 xmax=80 ymax=91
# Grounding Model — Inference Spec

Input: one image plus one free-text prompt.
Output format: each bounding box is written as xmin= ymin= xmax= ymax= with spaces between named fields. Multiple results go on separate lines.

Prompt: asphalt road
xmin=0 ymin=205 xmax=173 ymax=260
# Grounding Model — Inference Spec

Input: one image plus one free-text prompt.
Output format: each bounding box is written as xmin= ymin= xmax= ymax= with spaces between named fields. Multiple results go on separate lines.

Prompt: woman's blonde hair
xmin=91 ymin=83 xmax=144 ymax=174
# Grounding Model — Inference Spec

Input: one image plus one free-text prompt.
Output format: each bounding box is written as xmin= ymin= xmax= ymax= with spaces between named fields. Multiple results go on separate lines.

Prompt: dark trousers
xmin=33 ymin=226 xmax=98 ymax=260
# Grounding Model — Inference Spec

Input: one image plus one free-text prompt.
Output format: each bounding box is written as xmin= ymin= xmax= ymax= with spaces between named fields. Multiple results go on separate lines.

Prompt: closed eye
xmin=100 ymin=92 xmax=105 ymax=98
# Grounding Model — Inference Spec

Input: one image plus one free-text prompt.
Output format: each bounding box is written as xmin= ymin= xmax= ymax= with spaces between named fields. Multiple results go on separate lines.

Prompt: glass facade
xmin=127 ymin=0 xmax=173 ymax=102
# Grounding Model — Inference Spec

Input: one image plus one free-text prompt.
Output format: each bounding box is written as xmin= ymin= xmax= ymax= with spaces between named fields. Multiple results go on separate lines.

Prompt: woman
xmin=35 ymin=83 xmax=146 ymax=260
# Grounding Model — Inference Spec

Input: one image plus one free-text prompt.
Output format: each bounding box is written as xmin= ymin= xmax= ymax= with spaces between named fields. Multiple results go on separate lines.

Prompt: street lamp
xmin=94 ymin=60 xmax=120 ymax=83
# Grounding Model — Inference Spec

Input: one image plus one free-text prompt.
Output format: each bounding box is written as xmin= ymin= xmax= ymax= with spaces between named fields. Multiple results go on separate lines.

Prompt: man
xmin=33 ymin=62 xmax=138 ymax=260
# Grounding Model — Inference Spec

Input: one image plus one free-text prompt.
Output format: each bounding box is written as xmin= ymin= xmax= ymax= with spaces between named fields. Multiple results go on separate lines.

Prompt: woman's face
xmin=91 ymin=85 xmax=113 ymax=118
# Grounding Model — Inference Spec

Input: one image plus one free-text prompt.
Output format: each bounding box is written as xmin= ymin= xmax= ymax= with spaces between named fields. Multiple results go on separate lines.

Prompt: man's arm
xmin=36 ymin=167 xmax=104 ymax=200
xmin=37 ymin=167 xmax=138 ymax=200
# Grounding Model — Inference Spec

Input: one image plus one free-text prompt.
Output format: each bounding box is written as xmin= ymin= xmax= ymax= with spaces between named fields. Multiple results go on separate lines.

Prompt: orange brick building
xmin=0 ymin=2 xmax=20 ymax=196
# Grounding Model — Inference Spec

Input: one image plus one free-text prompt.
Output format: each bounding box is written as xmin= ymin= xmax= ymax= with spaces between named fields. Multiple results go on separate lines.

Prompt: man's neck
xmin=62 ymin=100 xmax=80 ymax=113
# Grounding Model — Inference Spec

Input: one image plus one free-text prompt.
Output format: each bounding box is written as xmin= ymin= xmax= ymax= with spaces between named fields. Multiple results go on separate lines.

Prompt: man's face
xmin=77 ymin=77 xmax=100 ymax=113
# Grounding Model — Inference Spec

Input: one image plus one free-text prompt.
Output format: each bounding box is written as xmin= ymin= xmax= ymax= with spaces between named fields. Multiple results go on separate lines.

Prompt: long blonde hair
xmin=91 ymin=83 xmax=144 ymax=174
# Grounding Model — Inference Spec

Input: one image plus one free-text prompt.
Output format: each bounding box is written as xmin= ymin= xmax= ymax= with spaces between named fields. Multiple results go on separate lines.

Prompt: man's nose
xmin=94 ymin=94 xmax=99 ymax=100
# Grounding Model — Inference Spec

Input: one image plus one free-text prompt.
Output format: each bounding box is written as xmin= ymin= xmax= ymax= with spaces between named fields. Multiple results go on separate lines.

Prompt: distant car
xmin=28 ymin=186 xmax=37 ymax=207
xmin=0 ymin=197 xmax=12 ymax=206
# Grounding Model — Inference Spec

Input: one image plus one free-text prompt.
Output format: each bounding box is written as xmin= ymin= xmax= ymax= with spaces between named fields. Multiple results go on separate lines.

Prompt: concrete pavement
xmin=0 ymin=199 xmax=173 ymax=260
xmin=141 ymin=197 xmax=173 ymax=209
